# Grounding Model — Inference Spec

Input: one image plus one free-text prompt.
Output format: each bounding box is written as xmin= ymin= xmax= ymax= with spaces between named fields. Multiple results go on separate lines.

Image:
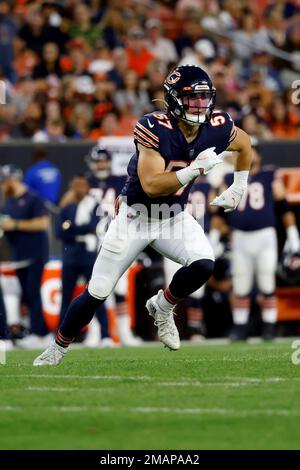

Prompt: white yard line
xmin=1 ymin=374 xmax=300 ymax=386
xmin=0 ymin=405 xmax=299 ymax=417
xmin=22 ymin=386 xmax=114 ymax=392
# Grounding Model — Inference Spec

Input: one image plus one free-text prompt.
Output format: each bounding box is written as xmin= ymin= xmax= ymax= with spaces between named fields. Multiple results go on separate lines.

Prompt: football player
xmin=216 ymin=139 xmax=300 ymax=340
xmin=34 ymin=64 xmax=252 ymax=365
xmin=86 ymin=145 xmax=141 ymax=346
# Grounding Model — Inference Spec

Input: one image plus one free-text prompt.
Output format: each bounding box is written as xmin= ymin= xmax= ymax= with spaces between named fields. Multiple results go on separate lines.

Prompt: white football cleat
xmin=33 ymin=340 xmax=67 ymax=366
xmin=146 ymin=290 xmax=180 ymax=351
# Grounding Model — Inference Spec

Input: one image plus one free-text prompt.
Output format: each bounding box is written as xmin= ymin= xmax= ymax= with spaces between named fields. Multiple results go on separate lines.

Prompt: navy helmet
xmin=85 ymin=145 xmax=112 ymax=180
xmin=163 ymin=65 xmax=216 ymax=126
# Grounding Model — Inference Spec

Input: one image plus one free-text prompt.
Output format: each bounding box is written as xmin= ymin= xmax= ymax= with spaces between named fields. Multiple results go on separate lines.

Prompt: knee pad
xmin=188 ymin=258 xmax=215 ymax=282
xmin=88 ymin=275 xmax=116 ymax=300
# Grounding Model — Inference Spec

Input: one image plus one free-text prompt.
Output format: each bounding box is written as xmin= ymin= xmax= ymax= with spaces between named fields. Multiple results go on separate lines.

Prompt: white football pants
xmin=232 ymin=227 xmax=278 ymax=297
xmin=88 ymin=203 xmax=214 ymax=299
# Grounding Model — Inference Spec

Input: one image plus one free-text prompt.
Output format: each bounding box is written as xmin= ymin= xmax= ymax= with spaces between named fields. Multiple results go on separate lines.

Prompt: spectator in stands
xmin=32 ymin=42 xmax=62 ymax=79
xmin=145 ymin=18 xmax=178 ymax=67
xmin=114 ymin=69 xmax=151 ymax=117
xmin=0 ymin=0 xmax=17 ymax=83
xmin=0 ymin=164 xmax=50 ymax=349
xmin=100 ymin=7 xmax=126 ymax=50
xmin=125 ymin=26 xmax=155 ymax=78
xmin=19 ymin=10 xmax=53 ymax=56
xmin=69 ymin=3 xmax=102 ymax=48
xmin=33 ymin=117 xmax=67 ymax=143
xmin=267 ymin=95 xmax=300 ymax=139
xmin=241 ymin=113 xmax=273 ymax=140
xmin=175 ymin=17 xmax=206 ymax=57
xmin=107 ymin=47 xmax=129 ymax=88
xmin=89 ymin=110 xmax=128 ymax=140
xmin=67 ymin=102 xmax=94 ymax=139
xmin=10 ymin=101 xmax=45 ymax=139
xmin=92 ymin=79 xmax=115 ymax=126
xmin=24 ymin=145 xmax=62 ymax=205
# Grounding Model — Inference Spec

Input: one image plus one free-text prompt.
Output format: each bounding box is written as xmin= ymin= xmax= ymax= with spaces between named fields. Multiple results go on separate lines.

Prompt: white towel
xmin=75 ymin=195 xmax=98 ymax=252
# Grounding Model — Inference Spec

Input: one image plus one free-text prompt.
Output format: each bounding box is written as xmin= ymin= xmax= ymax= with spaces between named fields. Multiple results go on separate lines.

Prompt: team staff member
xmin=24 ymin=145 xmax=62 ymax=205
xmin=0 ymin=165 xmax=50 ymax=349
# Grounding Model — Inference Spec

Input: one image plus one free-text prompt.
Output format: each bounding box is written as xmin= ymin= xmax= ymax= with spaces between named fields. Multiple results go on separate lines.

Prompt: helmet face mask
xmin=85 ymin=145 xmax=112 ymax=180
xmin=164 ymin=65 xmax=216 ymax=126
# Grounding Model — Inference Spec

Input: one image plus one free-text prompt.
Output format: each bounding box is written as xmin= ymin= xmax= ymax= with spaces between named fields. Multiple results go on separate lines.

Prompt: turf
xmin=0 ymin=340 xmax=299 ymax=450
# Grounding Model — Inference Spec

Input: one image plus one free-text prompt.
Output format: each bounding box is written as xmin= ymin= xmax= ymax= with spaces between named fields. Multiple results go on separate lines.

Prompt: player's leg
xmin=255 ymin=228 xmax=278 ymax=340
xmin=82 ymin=262 xmax=114 ymax=348
xmin=230 ymin=231 xmax=254 ymax=341
xmin=153 ymin=211 xmax=214 ymax=299
xmin=60 ymin=262 xmax=81 ymax=323
xmin=164 ymin=256 xmax=206 ymax=340
xmin=114 ymin=273 xmax=142 ymax=346
xmin=148 ymin=211 xmax=214 ymax=350
xmin=33 ymin=206 xmax=150 ymax=365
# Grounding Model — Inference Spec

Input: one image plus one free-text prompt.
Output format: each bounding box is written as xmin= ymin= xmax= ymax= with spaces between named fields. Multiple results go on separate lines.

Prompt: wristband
xmin=233 ymin=170 xmax=249 ymax=190
xmin=176 ymin=166 xmax=199 ymax=186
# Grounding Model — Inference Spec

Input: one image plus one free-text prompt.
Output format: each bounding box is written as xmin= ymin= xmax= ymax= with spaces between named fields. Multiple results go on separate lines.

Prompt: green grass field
xmin=0 ymin=340 xmax=300 ymax=450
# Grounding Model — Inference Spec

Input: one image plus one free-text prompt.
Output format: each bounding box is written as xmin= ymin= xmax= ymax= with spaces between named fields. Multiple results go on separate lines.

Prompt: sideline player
xmin=34 ymin=65 xmax=252 ymax=365
xmin=86 ymin=146 xmax=141 ymax=346
xmin=216 ymin=139 xmax=300 ymax=340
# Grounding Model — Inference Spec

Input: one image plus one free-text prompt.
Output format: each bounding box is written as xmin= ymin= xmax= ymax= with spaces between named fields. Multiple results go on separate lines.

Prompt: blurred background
xmin=0 ymin=0 xmax=300 ymax=347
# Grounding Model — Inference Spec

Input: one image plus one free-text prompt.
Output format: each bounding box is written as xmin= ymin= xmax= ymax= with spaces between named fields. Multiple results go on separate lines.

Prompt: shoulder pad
xmin=134 ymin=115 xmax=160 ymax=150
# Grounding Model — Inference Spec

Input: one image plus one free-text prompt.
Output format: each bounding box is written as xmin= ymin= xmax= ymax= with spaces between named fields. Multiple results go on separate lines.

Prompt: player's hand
xmin=210 ymin=184 xmax=245 ymax=212
xmin=191 ymin=147 xmax=224 ymax=175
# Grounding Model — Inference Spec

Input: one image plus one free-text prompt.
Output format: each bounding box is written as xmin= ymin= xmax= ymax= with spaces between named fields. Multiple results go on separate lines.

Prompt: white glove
xmin=176 ymin=147 xmax=224 ymax=186
xmin=211 ymin=171 xmax=249 ymax=212
xmin=283 ymin=225 xmax=300 ymax=253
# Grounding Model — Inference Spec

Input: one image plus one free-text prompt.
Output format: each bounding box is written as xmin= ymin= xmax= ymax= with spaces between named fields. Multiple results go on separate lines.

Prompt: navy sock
xmin=57 ymin=289 xmax=104 ymax=346
xmin=169 ymin=259 xmax=214 ymax=299
xmin=95 ymin=302 xmax=110 ymax=339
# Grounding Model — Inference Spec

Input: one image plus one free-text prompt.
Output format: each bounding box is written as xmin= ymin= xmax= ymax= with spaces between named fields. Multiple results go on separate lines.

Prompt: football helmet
xmin=163 ymin=65 xmax=216 ymax=126
xmin=85 ymin=145 xmax=112 ymax=180
xmin=277 ymin=251 xmax=300 ymax=285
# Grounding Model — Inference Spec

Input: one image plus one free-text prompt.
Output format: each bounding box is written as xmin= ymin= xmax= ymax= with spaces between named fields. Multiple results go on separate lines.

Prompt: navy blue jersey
xmin=121 ymin=110 xmax=236 ymax=213
xmin=224 ymin=166 xmax=277 ymax=231
xmin=88 ymin=175 xmax=127 ymax=217
xmin=56 ymin=200 xmax=99 ymax=264
xmin=2 ymin=191 xmax=49 ymax=263
xmin=188 ymin=178 xmax=212 ymax=232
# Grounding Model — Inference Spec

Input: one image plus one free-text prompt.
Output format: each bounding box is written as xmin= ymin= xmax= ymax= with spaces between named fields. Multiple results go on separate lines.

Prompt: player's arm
xmin=137 ymin=144 xmax=223 ymax=198
xmin=272 ymin=178 xmax=300 ymax=253
xmin=0 ymin=215 xmax=49 ymax=232
xmin=137 ymin=144 xmax=182 ymax=197
xmin=211 ymin=127 xmax=252 ymax=212
xmin=226 ymin=127 xmax=252 ymax=172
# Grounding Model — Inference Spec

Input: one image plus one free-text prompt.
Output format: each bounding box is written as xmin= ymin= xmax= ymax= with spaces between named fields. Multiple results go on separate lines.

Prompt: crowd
xmin=0 ymin=0 xmax=300 ymax=142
